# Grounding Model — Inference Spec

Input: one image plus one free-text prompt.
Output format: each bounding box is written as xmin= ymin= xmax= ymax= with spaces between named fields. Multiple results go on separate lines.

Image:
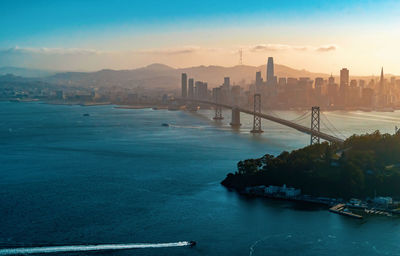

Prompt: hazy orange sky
xmin=1 ymin=0 xmax=400 ymax=75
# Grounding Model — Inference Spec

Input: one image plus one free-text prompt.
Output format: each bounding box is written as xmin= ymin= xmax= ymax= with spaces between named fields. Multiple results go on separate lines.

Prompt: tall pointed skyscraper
xmin=267 ymin=57 xmax=274 ymax=85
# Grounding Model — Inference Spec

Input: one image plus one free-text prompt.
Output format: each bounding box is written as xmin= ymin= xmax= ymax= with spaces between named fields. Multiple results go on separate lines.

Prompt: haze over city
xmin=2 ymin=0 xmax=400 ymax=74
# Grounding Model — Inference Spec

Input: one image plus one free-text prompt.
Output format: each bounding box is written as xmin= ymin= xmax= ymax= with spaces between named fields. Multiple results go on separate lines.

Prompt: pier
xmin=329 ymin=204 xmax=363 ymax=219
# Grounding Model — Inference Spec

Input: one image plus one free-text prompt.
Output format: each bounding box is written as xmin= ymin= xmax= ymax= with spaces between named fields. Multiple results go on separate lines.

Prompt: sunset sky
xmin=1 ymin=0 xmax=400 ymax=75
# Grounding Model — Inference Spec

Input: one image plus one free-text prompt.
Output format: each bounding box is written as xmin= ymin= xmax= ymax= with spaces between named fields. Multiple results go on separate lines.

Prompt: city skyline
xmin=1 ymin=0 xmax=400 ymax=74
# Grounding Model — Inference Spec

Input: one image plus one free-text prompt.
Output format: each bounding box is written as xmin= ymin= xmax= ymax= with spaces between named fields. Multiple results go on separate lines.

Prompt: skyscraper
xmin=195 ymin=81 xmax=208 ymax=100
xmin=340 ymin=68 xmax=349 ymax=106
xmin=188 ymin=78 xmax=194 ymax=98
xmin=328 ymin=74 xmax=335 ymax=86
xmin=181 ymin=73 xmax=187 ymax=98
xmin=267 ymin=57 xmax=274 ymax=85
xmin=255 ymin=71 xmax=263 ymax=86
xmin=224 ymin=77 xmax=230 ymax=88
xmin=380 ymin=67 xmax=384 ymax=93
xmin=340 ymin=68 xmax=349 ymax=89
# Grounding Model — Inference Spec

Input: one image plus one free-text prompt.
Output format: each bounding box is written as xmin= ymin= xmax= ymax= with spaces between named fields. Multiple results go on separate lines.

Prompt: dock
xmin=329 ymin=204 xmax=363 ymax=219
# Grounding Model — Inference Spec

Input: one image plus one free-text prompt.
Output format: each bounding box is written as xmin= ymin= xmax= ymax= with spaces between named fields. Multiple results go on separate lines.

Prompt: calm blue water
xmin=1 ymin=101 xmax=400 ymax=256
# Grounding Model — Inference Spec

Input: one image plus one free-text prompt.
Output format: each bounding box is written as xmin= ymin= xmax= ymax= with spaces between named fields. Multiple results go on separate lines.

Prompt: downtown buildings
xmin=249 ymin=58 xmax=400 ymax=110
xmin=180 ymin=57 xmax=400 ymax=111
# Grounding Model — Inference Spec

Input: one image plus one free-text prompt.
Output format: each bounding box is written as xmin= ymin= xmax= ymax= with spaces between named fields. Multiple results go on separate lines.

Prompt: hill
xmin=0 ymin=67 xmax=56 ymax=78
xmin=41 ymin=63 xmax=331 ymax=90
xmin=221 ymin=131 xmax=400 ymax=199
xmin=3 ymin=63 xmax=387 ymax=90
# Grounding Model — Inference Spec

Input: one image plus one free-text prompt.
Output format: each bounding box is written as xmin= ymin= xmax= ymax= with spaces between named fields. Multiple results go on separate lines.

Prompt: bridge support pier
xmin=213 ymin=88 xmax=223 ymax=120
xmin=251 ymin=94 xmax=263 ymax=133
xmin=230 ymin=107 xmax=241 ymax=127
xmin=186 ymin=102 xmax=198 ymax=111
xmin=213 ymin=105 xmax=224 ymax=120
xmin=310 ymin=106 xmax=320 ymax=145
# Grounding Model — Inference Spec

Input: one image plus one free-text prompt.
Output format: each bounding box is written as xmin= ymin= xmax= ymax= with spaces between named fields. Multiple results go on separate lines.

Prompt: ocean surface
xmin=1 ymin=101 xmax=400 ymax=256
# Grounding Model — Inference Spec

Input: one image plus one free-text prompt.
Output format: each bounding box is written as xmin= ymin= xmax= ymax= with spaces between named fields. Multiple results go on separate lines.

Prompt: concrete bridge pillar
xmin=187 ymin=102 xmax=198 ymax=112
xmin=213 ymin=105 xmax=224 ymax=120
xmin=213 ymin=88 xmax=223 ymax=120
xmin=230 ymin=107 xmax=241 ymax=127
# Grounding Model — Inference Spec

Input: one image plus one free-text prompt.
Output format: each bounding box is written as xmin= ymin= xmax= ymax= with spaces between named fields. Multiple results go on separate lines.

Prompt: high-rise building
xmin=379 ymin=67 xmax=386 ymax=106
xmin=195 ymin=81 xmax=208 ymax=100
xmin=315 ymin=77 xmax=324 ymax=88
xmin=315 ymin=77 xmax=324 ymax=95
xmin=328 ymin=74 xmax=335 ymax=86
xmin=181 ymin=73 xmax=187 ymax=98
xmin=391 ymin=76 xmax=396 ymax=85
xmin=224 ymin=77 xmax=230 ymax=88
xmin=278 ymin=77 xmax=287 ymax=88
xmin=231 ymin=85 xmax=241 ymax=105
xmin=340 ymin=68 xmax=349 ymax=89
xmin=267 ymin=57 xmax=274 ymax=85
xmin=287 ymin=78 xmax=298 ymax=87
xmin=255 ymin=71 xmax=263 ymax=86
xmin=188 ymin=78 xmax=194 ymax=98
xmin=380 ymin=67 xmax=384 ymax=94
xmin=359 ymin=79 xmax=365 ymax=89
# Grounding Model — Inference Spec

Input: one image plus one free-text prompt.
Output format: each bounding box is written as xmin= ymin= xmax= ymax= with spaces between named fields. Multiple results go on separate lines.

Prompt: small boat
xmin=161 ymin=123 xmax=169 ymax=127
xmin=189 ymin=241 xmax=196 ymax=247
xmin=83 ymin=113 xmax=90 ymax=116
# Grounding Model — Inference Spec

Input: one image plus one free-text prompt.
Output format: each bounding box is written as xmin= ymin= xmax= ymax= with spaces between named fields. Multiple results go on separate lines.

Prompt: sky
xmin=1 ymin=0 xmax=400 ymax=75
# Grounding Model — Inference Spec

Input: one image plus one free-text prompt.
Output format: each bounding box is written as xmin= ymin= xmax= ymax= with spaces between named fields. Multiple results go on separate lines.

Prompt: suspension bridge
xmin=175 ymin=94 xmax=346 ymax=144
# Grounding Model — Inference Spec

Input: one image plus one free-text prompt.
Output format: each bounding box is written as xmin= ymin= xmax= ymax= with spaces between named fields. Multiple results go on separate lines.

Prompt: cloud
xmin=250 ymin=44 xmax=295 ymax=52
xmin=316 ymin=45 xmax=337 ymax=52
xmin=249 ymin=44 xmax=337 ymax=53
xmin=1 ymin=46 xmax=103 ymax=55
xmin=138 ymin=46 xmax=202 ymax=55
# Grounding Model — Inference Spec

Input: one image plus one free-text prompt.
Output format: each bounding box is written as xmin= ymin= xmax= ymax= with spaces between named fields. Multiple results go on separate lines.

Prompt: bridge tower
xmin=230 ymin=107 xmax=241 ymax=128
xmin=213 ymin=88 xmax=224 ymax=120
xmin=310 ymin=106 xmax=320 ymax=145
xmin=251 ymin=94 xmax=263 ymax=133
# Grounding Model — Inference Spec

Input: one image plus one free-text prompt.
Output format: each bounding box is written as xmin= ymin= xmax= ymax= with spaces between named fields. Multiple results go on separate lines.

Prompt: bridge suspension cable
xmin=320 ymin=113 xmax=347 ymax=140
xmin=290 ymin=111 xmax=310 ymax=123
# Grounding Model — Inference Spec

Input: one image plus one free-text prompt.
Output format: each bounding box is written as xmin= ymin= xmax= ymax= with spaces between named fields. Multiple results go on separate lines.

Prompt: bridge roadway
xmin=177 ymin=98 xmax=344 ymax=144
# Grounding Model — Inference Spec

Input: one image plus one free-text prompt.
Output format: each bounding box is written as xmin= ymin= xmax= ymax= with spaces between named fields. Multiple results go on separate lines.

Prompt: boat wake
xmin=0 ymin=242 xmax=190 ymax=255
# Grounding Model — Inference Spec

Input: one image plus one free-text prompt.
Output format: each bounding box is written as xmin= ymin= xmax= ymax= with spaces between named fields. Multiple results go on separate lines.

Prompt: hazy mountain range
xmin=0 ymin=67 xmax=57 ymax=78
xmin=0 ymin=64 xmax=386 ymax=90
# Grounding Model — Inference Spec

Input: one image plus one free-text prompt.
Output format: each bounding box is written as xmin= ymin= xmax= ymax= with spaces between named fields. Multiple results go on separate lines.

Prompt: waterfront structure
xmin=245 ymin=184 xmax=301 ymax=198
xmin=181 ymin=73 xmax=187 ymax=98
xmin=373 ymin=196 xmax=393 ymax=207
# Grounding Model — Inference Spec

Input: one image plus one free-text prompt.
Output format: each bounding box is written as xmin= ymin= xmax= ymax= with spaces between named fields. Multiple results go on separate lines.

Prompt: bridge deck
xmin=177 ymin=98 xmax=344 ymax=143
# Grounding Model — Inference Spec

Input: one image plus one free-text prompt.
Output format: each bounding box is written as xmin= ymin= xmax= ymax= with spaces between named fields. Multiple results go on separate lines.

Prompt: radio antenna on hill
xmin=239 ymin=48 xmax=243 ymax=65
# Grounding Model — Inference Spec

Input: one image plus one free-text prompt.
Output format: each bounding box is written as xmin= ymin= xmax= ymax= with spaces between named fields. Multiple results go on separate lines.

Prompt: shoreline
xmin=2 ymin=99 xmax=400 ymax=112
xmin=226 ymin=185 xmax=399 ymax=219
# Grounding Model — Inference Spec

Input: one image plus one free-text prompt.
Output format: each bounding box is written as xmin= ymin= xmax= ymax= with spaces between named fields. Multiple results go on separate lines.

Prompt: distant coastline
xmin=3 ymin=98 xmax=400 ymax=112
